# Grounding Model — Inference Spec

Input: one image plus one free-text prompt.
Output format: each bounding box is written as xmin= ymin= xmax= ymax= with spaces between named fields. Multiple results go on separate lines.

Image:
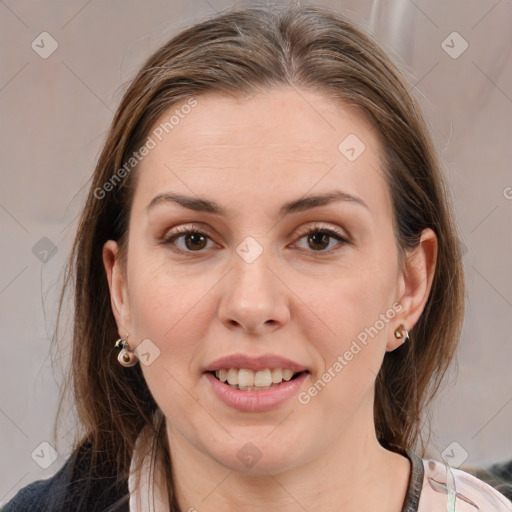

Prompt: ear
xmin=102 ymin=240 xmax=132 ymax=338
xmin=387 ymin=228 xmax=438 ymax=352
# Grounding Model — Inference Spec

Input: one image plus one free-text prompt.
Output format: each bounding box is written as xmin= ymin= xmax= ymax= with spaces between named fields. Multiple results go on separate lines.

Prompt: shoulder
xmin=472 ymin=459 xmax=512 ymax=500
xmin=2 ymin=449 xmax=75 ymax=512
xmin=2 ymin=441 xmax=129 ymax=512
xmin=418 ymin=458 xmax=512 ymax=512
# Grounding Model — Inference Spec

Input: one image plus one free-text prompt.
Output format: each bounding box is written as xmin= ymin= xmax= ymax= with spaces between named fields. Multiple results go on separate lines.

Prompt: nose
xmin=218 ymin=246 xmax=290 ymax=336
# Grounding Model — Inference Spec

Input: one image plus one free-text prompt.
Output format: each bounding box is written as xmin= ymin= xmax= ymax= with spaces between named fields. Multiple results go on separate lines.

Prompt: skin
xmin=103 ymin=87 xmax=437 ymax=512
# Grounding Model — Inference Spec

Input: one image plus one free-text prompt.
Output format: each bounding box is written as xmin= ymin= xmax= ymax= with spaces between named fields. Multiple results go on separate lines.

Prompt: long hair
xmin=55 ymin=4 xmax=465 ymax=509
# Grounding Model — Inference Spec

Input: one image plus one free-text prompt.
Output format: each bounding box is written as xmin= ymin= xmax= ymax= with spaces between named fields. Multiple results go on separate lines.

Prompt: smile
xmin=204 ymin=370 xmax=310 ymax=412
xmin=211 ymin=368 xmax=304 ymax=391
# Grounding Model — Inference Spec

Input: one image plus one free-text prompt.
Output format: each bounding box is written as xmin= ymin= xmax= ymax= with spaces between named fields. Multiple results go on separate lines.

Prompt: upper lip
xmin=204 ymin=353 xmax=308 ymax=373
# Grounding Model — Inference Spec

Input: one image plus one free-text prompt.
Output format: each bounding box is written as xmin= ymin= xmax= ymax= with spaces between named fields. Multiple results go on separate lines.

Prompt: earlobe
xmin=387 ymin=228 xmax=438 ymax=352
xmin=102 ymin=240 xmax=131 ymax=337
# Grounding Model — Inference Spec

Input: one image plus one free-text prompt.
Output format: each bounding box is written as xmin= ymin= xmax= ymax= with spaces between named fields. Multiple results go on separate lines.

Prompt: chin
xmin=217 ymin=450 xmax=296 ymax=476
xmin=203 ymin=431 xmax=305 ymax=476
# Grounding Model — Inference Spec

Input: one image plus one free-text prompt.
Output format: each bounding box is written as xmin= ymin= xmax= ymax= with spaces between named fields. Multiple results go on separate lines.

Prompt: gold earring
xmin=394 ymin=324 xmax=410 ymax=344
xmin=115 ymin=338 xmax=138 ymax=367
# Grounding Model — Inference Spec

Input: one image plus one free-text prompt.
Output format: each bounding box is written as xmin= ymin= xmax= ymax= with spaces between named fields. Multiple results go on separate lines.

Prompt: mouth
xmin=207 ymin=368 xmax=310 ymax=392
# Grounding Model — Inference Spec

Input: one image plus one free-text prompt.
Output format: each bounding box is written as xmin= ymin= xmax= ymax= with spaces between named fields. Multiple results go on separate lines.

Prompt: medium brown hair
xmin=56 ymin=4 xmax=465 ymax=509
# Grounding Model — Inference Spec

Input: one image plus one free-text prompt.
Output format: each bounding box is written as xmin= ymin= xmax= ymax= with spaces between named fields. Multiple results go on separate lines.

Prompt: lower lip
xmin=204 ymin=372 xmax=309 ymax=412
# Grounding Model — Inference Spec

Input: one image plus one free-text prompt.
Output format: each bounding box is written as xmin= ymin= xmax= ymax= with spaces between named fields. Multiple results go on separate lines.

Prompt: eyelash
xmin=161 ymin=223 xmax=350 ymax=255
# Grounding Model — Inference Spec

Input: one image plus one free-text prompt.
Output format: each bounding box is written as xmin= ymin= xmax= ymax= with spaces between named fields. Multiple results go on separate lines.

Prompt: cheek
xmin=126 ymin=257 xmax=218 ymax=370
xmin=127 ymin=265 xmax=213 ymax=417
xmin=295 ymin=262 xmax=398 ymax=410
xmin=303 ymin=264 xmax=396 ymax=348
xmin=296 ymin=288 xmax=394 ymax=424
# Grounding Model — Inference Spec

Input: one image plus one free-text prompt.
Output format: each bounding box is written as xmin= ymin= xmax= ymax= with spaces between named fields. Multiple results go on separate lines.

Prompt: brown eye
xmin=183 ymin=232 xmax=208 ymax=251
xmin=295 ymin=226 xmax=349 ymax=253
xmin=307 ymin=231 xmax=331 ymax=251
xmin=163 ymin=227 xmax=215 ymax=253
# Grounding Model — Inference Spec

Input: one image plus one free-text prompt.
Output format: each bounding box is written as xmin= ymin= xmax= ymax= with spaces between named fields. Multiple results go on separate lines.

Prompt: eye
xmin=162 ymin=225 xmax=216 ymax=253
xmin=161 ymin=223 xmax=349 ymax=255
xmin=294 ymin=224 xmax=349 ymax=253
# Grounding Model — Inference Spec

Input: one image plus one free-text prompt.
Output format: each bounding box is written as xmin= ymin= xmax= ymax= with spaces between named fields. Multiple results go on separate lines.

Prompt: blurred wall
xmin=1 ymin=0 xmax=511 ymax=504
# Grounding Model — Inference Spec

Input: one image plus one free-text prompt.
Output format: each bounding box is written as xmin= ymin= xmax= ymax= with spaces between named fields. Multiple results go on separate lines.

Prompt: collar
xmin=128 ymin=412 xmax=170 ymax=512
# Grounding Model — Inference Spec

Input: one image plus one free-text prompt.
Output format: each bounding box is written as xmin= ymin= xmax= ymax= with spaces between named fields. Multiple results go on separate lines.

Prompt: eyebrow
xmin=145 ymin=190 xmax=369 ymax=216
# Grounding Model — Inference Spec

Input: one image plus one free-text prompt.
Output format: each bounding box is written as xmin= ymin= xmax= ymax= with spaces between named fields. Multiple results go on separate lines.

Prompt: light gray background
xmin=1 ymin=0 xmax=511 ymax=505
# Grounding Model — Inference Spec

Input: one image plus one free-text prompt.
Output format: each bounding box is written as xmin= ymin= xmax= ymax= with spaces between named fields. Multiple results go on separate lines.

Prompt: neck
xmin=165 ymin=414 xmax=410 ymax=512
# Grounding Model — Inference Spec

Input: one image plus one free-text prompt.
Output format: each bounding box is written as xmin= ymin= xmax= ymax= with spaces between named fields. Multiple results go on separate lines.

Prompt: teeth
xmin=282 ymin=369 xmax=294 ymax=381
xmin=227 ymin=368 xmax=238 ymax=386
xmin=271 ymin=368 xmax=282 ymax=383
xmin=214 ymin=368 xmax=301 ymax=389
xmin=254 ymin=369 xmax=272 ymax=387
xmin=238 ymin=369 xmax=254 ymax=388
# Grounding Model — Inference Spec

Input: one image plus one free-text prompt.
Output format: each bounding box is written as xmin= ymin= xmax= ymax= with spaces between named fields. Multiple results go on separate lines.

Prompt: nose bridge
xmin=218 ymin=236 xmax=290 ymax=333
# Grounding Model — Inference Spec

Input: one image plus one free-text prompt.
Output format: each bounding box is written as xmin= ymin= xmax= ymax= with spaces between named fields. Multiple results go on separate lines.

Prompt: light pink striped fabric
xmin=418 ymin=458 xmax=512 ymax=512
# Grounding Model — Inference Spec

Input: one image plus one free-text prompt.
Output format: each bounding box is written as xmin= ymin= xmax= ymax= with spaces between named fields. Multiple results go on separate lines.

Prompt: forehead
xmin=132 ymin=87 xmax=389 ymax=218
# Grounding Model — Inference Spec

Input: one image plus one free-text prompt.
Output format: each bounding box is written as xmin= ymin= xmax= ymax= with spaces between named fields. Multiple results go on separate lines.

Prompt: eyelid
xmin=161 ymin=223 xmax=218 ymax=248
xmin=294 ymin=222 xmax=349 ymax=241
xmin=162 ymin=222 xmax=348 ymax=240
xmin=163 ymin=223 xmax=211 ymax=237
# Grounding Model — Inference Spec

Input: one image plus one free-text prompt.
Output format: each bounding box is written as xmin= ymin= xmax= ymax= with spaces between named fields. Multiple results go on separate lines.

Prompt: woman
xmin=4 ymin=4 xmax=511 ymax=512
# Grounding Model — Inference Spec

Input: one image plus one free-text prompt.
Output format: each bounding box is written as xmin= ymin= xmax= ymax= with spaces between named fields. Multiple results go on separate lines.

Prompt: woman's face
xmin=104 ymin=87 xmax=435 ymax=474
